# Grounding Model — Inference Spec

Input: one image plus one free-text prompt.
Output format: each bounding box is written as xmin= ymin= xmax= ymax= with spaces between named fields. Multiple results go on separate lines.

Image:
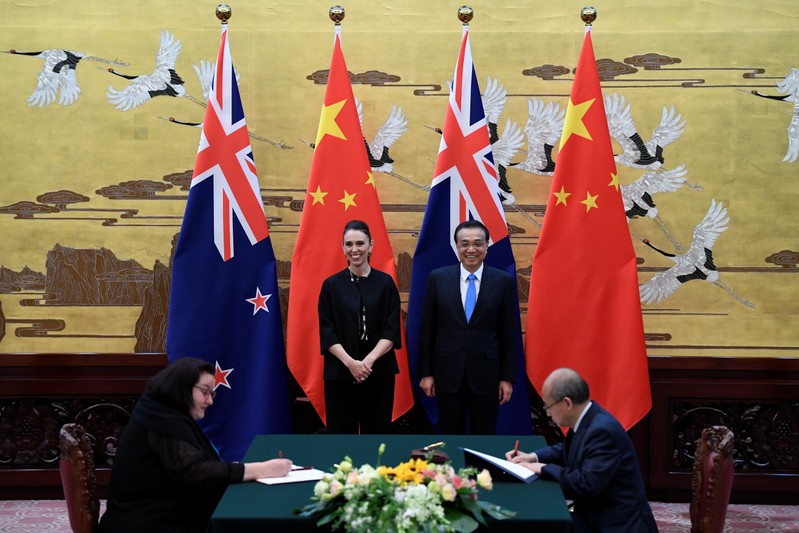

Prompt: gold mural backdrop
xmin=0 ymin=0 xmax=797 ymax=357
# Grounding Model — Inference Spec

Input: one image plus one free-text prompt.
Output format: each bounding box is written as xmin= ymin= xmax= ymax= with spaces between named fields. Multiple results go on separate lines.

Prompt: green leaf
xmin=294 ymin=501 xmax=323 ymax=518
xmin=477 ymin=500 xmax=516 ymax=520
xmin=458 ymin=495 xmax=487 ymax=526
xmin=316 ymin=513 xmax=337 ymax=526
xmin=444 ymin=508 xmax=479 ymax=533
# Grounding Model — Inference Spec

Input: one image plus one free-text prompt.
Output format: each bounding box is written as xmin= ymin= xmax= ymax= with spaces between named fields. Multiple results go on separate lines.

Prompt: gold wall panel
xmin=0 ymin=1 xmax=796 ymax=356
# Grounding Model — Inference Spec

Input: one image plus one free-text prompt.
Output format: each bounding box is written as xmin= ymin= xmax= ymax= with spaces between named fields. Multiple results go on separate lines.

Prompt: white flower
xmin=358 ymin=464 xmax=378 ymax=485
xmin=477 ymin=469 xmax=493 ymax=490
xmin=313 ymin=480 xmax=329 ymax=498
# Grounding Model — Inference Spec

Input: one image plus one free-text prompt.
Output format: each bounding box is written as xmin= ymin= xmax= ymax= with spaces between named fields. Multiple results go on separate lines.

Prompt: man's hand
xmin=522 ymin=462 xmax=545 ymax=475
xmin=508 ymin=461 xmax=545 ymax=475
xmin=506 ymin=451 xmax=538 ymax=463
xmin=419 ymin=376 xmax=435 ymax=398
xmin=498 ymin=380 xmax=513 ymax=405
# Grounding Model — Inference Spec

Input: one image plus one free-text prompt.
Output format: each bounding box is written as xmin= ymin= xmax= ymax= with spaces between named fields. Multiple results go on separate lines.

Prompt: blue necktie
xmin=465 ymin=273 xmax=476 ymax=322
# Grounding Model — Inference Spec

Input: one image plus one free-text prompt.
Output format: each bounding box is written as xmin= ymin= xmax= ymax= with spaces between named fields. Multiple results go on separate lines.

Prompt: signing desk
xmin=210 ymin=434 xmax=571 ymax=532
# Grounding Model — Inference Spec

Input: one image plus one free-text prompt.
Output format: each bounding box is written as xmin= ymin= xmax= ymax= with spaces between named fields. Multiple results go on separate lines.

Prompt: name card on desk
xmin=257 ymin=465 xmax=326 ymax=485
xmin=462 ymin=448 xmax=538 ymax=483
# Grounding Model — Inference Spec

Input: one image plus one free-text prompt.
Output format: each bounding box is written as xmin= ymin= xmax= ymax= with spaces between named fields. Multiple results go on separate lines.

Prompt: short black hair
xmin=343 ymin=219 xmax=372 ymax=241
xmin=146 ymin=357 xmax=214 ymax=415
xmin=453 ymin=219 xmax=489 ymax=244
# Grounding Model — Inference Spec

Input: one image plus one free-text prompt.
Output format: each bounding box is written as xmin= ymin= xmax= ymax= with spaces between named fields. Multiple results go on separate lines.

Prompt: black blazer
xmin=417 ymin=264 xmax=517 ymax=395
xmin=318 ymin=268 xmax=401 ymax=382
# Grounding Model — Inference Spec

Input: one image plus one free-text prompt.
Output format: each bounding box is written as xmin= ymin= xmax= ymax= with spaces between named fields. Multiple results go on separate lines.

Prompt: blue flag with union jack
xmin=406 ymin=27 xmax=531 ymax=435
xmin=166 ymin=25 xmax=292 ymax=461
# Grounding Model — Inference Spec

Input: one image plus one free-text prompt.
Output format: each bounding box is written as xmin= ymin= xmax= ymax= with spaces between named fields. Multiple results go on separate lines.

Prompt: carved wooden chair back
xmin=689 ymin=425 xmax=735 ymax=533
xmin=59 ymin=423 xmax=100 ymax=533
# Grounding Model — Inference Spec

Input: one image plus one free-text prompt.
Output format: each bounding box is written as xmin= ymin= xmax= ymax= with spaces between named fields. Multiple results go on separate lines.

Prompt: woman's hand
xmin=327 ymin=343 xmax=371 ymax=382
xmin=243 ymin=458 xmax=293 ymax=481
xmin=346 ymin=358 xmax=371 ymax=383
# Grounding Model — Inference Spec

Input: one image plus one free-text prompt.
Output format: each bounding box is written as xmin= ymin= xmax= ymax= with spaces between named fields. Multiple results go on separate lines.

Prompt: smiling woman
xmin=317 ymin=219 xmax=403 ymax=435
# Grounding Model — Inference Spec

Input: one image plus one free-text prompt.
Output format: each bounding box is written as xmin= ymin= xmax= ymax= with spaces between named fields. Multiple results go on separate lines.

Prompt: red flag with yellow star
xmin=286 ymin=27 xmax=413 ymax=425
xmin=525 ymin=28 xmax=651 ymax=430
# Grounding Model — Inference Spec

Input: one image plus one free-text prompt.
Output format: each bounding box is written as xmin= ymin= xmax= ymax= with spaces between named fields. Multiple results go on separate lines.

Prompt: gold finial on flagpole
xmin=216 ymin=4 xmax=232 ymax=24
xmin=330 ymin=5 xmax=345 ymax=25
xmin=457 ymin=5 xmax=473 ymax=25
xmin=581 ymin=6 xmax=597 ymax=26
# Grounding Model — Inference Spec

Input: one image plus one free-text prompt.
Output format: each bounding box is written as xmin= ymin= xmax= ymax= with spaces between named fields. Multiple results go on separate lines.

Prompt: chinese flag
xmin=286 ymin=28 xmax=413 ymax=425
xmin=525 ymin=28 xmax=651 ymax=430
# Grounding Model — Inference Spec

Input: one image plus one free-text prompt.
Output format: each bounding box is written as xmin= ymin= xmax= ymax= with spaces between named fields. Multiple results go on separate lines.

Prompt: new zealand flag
xmin=166 ymin=25 xmax=291 ymax=461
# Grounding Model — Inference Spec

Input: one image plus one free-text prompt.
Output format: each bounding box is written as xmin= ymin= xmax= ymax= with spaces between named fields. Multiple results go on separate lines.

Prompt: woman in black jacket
xmin=99 ymin=358 xmax=292 ymax=532
xmin=318 ymin=219 xmax=402 ymax=434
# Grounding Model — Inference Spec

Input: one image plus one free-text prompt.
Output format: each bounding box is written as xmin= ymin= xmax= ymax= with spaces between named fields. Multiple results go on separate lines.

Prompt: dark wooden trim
xmin=641 ymin=356 xmax=799 ymax=504
xmin=0 ymin=353 xmax=167 ymax=499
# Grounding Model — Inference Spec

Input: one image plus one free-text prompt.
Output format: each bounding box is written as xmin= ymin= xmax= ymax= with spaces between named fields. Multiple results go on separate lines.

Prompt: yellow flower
xmin=377 ymin=465 xmax=393 ymax=480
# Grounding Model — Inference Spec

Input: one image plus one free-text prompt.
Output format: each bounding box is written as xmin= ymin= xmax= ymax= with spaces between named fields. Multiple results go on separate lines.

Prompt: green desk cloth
xmin=210 ymin=434 xmax=572 ymax=532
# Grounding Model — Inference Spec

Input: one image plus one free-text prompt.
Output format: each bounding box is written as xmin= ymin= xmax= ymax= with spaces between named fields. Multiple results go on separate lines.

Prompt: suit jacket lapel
xmin=566 ymin=403 xmax=598 ymax=467
xmin=470 ymin=266 xmax=492 ymax=322
xmin=448 ymin=266 xmax=468 ymax=324
xmin=563 ymin=429 xmax=574 ymax=463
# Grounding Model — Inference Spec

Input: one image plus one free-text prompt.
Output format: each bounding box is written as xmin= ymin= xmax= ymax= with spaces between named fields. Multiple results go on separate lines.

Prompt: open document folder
xmin=462 ymin=448 xmax=539 ymax=483
xmin=256 ymin=465 xmax=326 ymax=485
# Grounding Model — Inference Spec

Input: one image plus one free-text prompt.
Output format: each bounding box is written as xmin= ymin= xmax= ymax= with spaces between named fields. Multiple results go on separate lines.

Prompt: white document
xmin=256 ymin=465 xmax=326 ymax=485
xmin=461 ymin=447 xmax=538 ymax=483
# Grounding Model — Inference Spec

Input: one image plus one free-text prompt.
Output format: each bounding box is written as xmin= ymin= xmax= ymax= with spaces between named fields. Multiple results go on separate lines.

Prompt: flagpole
xmin=458 ymin=5 xmax=472 ymax=37
xmin=216 ymin=3 xmax=231 ymax=24
xmin=581 ymin=5 xmax=596 ymax=36
xmin=330 ymin=5 xmax=344 ymax=41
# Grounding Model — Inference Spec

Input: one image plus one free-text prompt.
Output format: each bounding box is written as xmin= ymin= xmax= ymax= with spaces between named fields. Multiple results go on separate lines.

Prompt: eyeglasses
xmin=542 ymin=397 xmax=565 ymax=411
xmin=194 ymin=386 xmax=216 ymax=399
xmin=458 ymin=240 xmax=487 ymax=250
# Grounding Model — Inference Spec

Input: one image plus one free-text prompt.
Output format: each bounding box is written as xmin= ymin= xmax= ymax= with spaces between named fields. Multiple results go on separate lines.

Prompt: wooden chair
xmin=59 ymin=423 xmax=100 ymax=533
xmin=689 ymin=425 xmax=735 ymax=533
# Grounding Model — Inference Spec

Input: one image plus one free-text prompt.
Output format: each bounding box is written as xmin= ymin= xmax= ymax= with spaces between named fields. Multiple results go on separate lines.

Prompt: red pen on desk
xmin=278 ymin=450 xmax=284 ymax=459
xmin=513 ymin=439 xmax=520 ymax=458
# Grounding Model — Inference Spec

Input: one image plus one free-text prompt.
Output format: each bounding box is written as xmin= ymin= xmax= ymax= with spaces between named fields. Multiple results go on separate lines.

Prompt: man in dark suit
xmin=418 ymin=220 xmax=517 ymax=434
xmin=507 ymin=368 xmax=658 ymax=532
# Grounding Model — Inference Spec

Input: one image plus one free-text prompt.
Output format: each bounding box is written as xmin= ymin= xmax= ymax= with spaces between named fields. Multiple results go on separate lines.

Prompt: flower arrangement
xmin=296 ymin=444 xmax=515 ymax=533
